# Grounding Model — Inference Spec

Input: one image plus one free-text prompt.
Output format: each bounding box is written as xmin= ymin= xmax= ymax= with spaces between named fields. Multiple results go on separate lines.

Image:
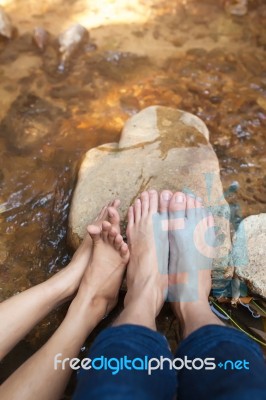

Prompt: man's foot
xmin=77 ymin=221 xmax=129 ymax=317
xmin=114 ymin=190 xmax=172 ymax=330
xmin=168 ymin=192 xmax=224 ymax=337
xmin=53 ymin=199 xmax=121 ymax=302
xmin=168 ymin=192 xmax=215 ymax=302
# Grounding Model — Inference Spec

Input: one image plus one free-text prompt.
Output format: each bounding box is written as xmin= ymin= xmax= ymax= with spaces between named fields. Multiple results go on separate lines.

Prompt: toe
xmin=148 ymin=189 xmax=158 ymax=214
xmin=195 ymin=196 xmax=205 ymax=221
xmin=134 ymin=198 xmax=141 ymax=223
xmin=140 ymin=191 xmax=149 ymax=217
xmin=107 ymin=206 xmax=120 ymax=230
xmin=97 ymin=205 xmax=107 ymax=221
xmin=159 ymin=190 xmax=173 ymax=214
xmin=168 ymin=192 xmax=186 ymax=230
xmin=169 ymin=192 xmax=186 ymax=215
xmin=120 ymin=242 xmax=129 ymax=259
xmin=114 ymin=234 xmax=123 ymax=250
xmin=102 ymin=221 xmax=111 ymax=242
xmin=126 ymin=206 xmax=134 ymax=240
xmin=207 ymin=211 xmax=215 ymax=227
xmin=87 ymin=225 xmax=101 ymax=243
xmin=127 ymin=206 xmax=134 ymax=228
xmin=186 ymin=194 xmax=196 ymax=218
xmin=112 ymin=199 xmax=121 ymax=209
xmin=108 ymin=226 xmax=118 ymax=245
xmin=195 ymin=196 xmax=203 ymax=209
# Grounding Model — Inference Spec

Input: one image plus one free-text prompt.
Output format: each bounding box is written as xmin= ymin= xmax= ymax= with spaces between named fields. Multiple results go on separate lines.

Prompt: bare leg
xmin=114 ymin=190 xmax=172 ymax=330
xmin=168 ymin=192 xmax=224 ymax=339
xmin=0 ymin=221 xmax=129 ymax=400
xmin=0 ymin=200 xmax=121 ymax=359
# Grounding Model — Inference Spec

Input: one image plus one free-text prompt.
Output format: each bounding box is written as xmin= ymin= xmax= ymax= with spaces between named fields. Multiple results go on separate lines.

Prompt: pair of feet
xmin=64 ymin=190 xmax=216 ymax=335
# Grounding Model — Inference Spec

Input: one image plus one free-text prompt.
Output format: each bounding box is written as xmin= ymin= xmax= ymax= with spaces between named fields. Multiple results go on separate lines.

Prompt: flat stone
xmin=234 ymin=214 xmax=266 ymax=299
xmin=68 ymin=106 xmax=232 ymax=279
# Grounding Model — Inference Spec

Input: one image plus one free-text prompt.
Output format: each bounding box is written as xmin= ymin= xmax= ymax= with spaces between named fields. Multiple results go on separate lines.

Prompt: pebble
xmin=0 ymin=6 xmax=13 ymax=39
xmin=58 ymin=24 xmax=88 ymax=71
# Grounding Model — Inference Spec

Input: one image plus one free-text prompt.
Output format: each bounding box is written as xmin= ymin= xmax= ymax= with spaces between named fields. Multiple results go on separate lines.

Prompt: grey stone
xmin=68 ymin=106 xmax=233 ymax=280
xmin=234 ymin=214 xmax=266 ymax=299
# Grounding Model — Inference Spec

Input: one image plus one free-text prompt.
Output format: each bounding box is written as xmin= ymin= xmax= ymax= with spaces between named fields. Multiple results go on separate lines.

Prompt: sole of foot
xmin=77 ymin=220 xmax=130 ymax=317
xmin=56 ymin=199 xmax=122 ymax=302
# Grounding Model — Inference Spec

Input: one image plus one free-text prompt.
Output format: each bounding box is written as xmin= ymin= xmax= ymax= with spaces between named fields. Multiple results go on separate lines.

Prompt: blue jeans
xmin=73 ymin=324 xmax=266 ymax=400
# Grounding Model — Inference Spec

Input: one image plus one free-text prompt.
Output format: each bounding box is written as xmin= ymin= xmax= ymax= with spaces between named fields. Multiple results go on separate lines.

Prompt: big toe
xmin=169 ymin=192 xmax=186 ymax=231
xmin=148 ymin=190 xmax=158 ymax=214
xmin=87 ymin=225 xmax=101 ymax=243
xmin=159 ymin=190 xmax=173 ymax=214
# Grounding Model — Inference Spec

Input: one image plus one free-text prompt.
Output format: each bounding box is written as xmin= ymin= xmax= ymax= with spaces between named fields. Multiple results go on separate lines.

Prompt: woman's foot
xmin=114 ymin=190 xmax=172 ymax=330
xmin=168 ymin=192 xmax=224 ymax=338
xmin=76 ymin=221 xmax=129 ymax=319
xmin=49 ymin=199 xmax=121 ymax=304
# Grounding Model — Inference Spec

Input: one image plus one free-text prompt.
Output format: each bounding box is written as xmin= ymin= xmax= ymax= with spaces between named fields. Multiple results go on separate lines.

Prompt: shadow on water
xmin=0 ymin=0 xmax=266 ymax=396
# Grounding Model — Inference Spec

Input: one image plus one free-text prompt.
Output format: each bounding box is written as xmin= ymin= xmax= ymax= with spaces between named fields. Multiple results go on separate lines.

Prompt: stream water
xmin=0 ymin=0 xmax=265 ymax=396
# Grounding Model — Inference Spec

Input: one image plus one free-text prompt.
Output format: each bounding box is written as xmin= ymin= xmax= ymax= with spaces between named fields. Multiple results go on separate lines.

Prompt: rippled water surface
xmin=0 ymin=0 xmax=265 ymax=393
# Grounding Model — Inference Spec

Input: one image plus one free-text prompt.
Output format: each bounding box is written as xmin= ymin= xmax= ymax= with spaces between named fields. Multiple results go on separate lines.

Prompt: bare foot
xmin=77 ymin=220 xmax=129 ymax=318
xmin=114 ymin=190 xmax=172 ymax=330
xmin=54 ymin=199 xmax=121 ymax=301
xmin=168 ymin=192 xmax=224 ymax=338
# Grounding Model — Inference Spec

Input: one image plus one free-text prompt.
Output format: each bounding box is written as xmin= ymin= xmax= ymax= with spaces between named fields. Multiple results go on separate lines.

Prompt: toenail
xmin=162 ymin=192 xmax=171 ymax=201
xmin=188 ymin=193 xmax=195 ymax=198
xmin=197 ymin=197 xmax=203 ymax=202
xmin=175 ymin=194 xmax=184 ymax=203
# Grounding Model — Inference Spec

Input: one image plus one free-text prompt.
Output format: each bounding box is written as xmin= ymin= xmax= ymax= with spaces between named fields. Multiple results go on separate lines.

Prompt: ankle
xmin=114 ymin=302 xmax=157 ymax=331
xmin=172 ymin=299 xmax=224 ymax=339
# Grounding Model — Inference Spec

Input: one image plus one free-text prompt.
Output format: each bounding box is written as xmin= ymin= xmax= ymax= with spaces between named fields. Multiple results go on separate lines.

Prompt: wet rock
xmin=234 ymin=214 xmax=266 ymax=298
xmin=58 ymin=24 xmax=88 ymax=72
xmin=0 ymin=6 xmax=13 ymax=39
xmin=68 ymin=106 xmax=232 ymax=281
xmin=33 ymin=27 xmax=49 ymax=50
xmin=0 ymin=93 xmax=65 ymax=151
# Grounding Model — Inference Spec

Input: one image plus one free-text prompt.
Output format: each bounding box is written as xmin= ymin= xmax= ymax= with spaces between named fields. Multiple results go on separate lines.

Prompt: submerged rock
xmin=0 ymin=6 xmax=13 ymax=39
xmin=234 ymin=214 xmax=266 ymax=299
xmin=0 ymin=93 xmax=65 ymax=151
xmin=58 ymin=24 xmax=88 ymax=72
xmin=68 ymin=106 xmax=232 ymax=282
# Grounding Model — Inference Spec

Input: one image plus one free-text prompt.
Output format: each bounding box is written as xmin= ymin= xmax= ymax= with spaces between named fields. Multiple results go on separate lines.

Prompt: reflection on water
xmin=0 ymin=0 xmax=265 ymax=393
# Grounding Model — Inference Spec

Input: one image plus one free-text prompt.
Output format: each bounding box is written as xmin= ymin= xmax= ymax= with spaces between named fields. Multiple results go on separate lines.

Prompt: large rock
xmin=68 ymin=106 xmax=232 ymax=280
xmin=234 ymin=214 xmax=266 ymax=299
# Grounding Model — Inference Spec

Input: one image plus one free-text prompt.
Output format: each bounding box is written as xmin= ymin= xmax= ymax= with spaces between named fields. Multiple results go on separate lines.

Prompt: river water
xmin=0 ymin=0 xmax=265 ymax=395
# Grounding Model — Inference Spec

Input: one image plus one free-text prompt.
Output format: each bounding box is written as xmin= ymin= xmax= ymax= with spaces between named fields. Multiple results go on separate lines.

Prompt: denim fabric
xmin=73 ymin=324 xmax=177 ymax=400
xmin=175 ymin=324 xmax=266 ymax=400
xmin=73 ymin=324 xmax=266 ymax=400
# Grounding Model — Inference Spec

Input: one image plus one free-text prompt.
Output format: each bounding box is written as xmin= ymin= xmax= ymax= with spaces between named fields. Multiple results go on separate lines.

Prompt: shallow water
xmin=0 ymin=0 xmax=265 ymax=394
